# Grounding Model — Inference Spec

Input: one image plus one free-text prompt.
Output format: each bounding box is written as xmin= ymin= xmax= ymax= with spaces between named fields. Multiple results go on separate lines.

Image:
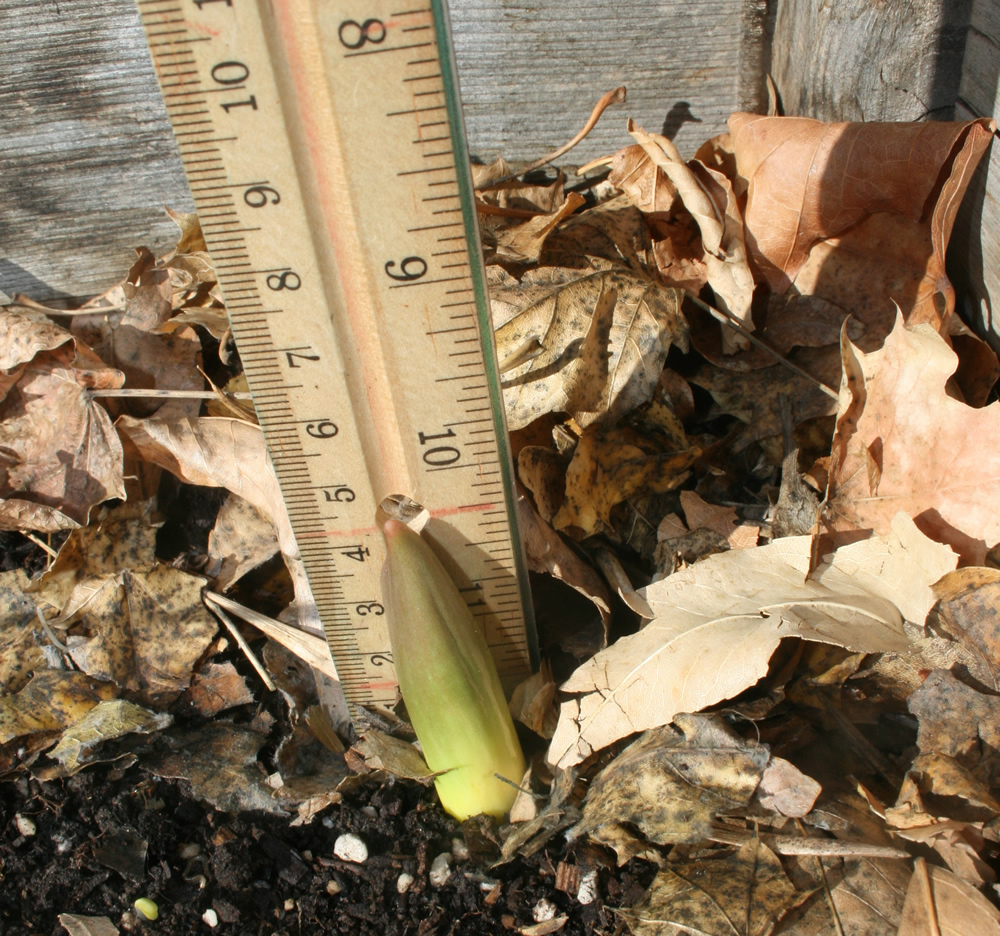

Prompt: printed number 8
xmin=338 ymin=18 xmax=386 ymax=49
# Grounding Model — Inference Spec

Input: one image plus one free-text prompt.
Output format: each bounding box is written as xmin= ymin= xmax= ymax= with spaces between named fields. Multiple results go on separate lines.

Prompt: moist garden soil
xmin=0 ymin=757 xmax=656 ymax=936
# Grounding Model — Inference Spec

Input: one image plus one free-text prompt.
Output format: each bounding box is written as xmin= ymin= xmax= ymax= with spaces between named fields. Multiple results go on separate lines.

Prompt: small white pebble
xmin=322 ymin=816 xmax=335 ymax=829
xmin=15 ymin=814 xmax=36 ymax=837
xmin=283 ymin=898 xmax=295 ymax=911
xmin=326 ymin=879 xmax=342 ymax=896
xmin=576 ymin=869 xmax=599 ymax=905
xmin=361 ymin=805 xmax=377 ymax=818
xmin=533 ymin=898 xmax=558 ymax=922
xmin=202 ymin=908 xmax=219 ymax=927
xmin=178 ymin=842 xmax=201 ymax=860
xmin=334 ymin=833 xmax=368 ymax=863
xmin=428 ymin=852 xmax=452 ymax=887
xmin=396 ymin=872 xmax=415 ymax=894
xmin=450 ymin=837 xmax=469 ymax=861
xmin=301 ymin=850 xmax=313 ymax=862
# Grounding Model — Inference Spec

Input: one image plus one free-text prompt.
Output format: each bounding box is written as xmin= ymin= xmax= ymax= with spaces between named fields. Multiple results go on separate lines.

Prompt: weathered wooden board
xmin=0 ymin=0 xmax=193 ymax=304
xmin=771 ymin=0 xmax=972 ymax=123
xmin=0 ymin=0 xmax=768 ymax=304
xmin=953 ymin=0 xmax=1000 ymax=352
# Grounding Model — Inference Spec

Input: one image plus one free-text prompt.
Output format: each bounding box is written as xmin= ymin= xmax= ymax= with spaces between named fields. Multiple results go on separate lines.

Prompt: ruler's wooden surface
xmin=135 ymin=0 xmax=535 ymax=705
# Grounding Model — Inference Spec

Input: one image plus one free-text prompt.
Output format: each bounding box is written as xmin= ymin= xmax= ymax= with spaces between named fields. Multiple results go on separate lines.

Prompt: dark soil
xmin=0 ymin=751 xmax=654 ymax=936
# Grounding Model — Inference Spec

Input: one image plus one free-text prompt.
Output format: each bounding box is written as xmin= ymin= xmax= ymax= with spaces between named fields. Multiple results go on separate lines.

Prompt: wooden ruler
xmin=135 ymin=0 xmax=536 ymax=705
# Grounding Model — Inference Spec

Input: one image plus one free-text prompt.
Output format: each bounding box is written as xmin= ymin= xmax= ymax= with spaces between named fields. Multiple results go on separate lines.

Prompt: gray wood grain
xmin=952 ymin=0 xmax=1000 ymax=351
xmin=1 ymin=0 xmax=768 ymax=304
xmin=0 ymin=0 xmax=194 ymax=304
xmin=771 ymin=0 xmax=972 ymax=122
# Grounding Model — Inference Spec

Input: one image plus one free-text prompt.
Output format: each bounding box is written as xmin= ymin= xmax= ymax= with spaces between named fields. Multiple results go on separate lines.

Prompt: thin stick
xmin=23 ymin=531 xmax=58 ymax=560
xmin=204 ymin=591 xmax=336 ymax=682
xmin=915 ymin=858 xmax=942 ymax=936
xmin=203 ymin=597 xmax=277 ymax=691
xmin=476 ymin=86 xmax=627 ymax=190
xmin=90 ymin=389 xmax=253 ymax=400
xmin=686 ymin=293 xmax=840 ymax=401
xmin=576 ymin=154 xmax=616 ymax=175
xmin=709 ymin=826 xmax=908 ymax=859
xmin=36 ymin=607 xmax=70 ymax=654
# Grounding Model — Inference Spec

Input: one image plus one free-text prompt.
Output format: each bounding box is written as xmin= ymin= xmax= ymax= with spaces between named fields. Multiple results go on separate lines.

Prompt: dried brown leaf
xmin=146 ymin=721 xmax=284 ymax=814
xmin=571 ymin=717 xmax=769 ymax=859
xmin=0 ymin=569 xmax=48 ymax=694
xmin=0 ymin=310 xmax=125 ymax=532
xmin=205 ymin=493 xmax=281 ymax=591
xmin=620 ymin=837 xmax=800 ymax=936
xmin=493 ymin=267 xmax=687 ymax=430
xmin=627 ymin=121 xmax=755 ymax=349
xmin=730 ymin=113 xmax=995 ymax=345
xmin=116 ymin=415 xmax=296 ymax=557
xmin=552 ymin=423 xmax=700 ymax=538
xmin=0 ymin=670 xmax=115 ymax=746
xmin=898 ymin=862 xmax=1000 ymax=936
xmin=516 ymin=492 xmax=612 ymax=627
xmin=548 ymin=515 xmax=956 ymax=769
xmin=183 ymin=661 xmax=255 ymax=717
xmin=824 ymin=314 xmax=1000 ymax=564
xmin=46 ymin=698 xmax=172 ymax=776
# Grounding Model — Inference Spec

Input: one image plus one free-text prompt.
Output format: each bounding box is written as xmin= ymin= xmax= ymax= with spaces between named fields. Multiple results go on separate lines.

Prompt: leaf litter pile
xmin=4 ymin=97 xmax=1000 ymax=935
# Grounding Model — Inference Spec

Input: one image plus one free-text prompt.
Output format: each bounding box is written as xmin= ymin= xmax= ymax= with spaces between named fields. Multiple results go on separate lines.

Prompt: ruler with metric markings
xmin=135 ymin=0 xmax=536 ymax=706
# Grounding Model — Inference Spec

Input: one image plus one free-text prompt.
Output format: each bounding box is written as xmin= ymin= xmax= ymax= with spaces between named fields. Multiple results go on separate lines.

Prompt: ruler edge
xmin=431 ymin=0 xmax=539 ymax=671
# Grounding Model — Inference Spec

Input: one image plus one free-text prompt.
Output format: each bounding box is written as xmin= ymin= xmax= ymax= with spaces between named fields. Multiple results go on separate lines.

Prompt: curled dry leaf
xmin=552 ymin=423 xmax=701 ymax=539
xmin=824 ymin=313 xmax=1000 ymax=565
xmin=516 ymin=492 xmax=612 ymax=628
xmin=570 ymin=716 xmax=770 ymax=861
xmin=492 ymin=267 xmax=687 ymax=430
xmin=116 ymin=415 xmax=296 ymax=557
xmin=547 ymin=514 xmax=956 ymax=769
xmin=730 ymin=113 xmax=996 ymax=345
xmin=0 ymin=309 xmax=125 ymax=532
xmin=46 ymin=698 xmax=172 ymax=776
xmin=0 ymin=670 xmax=116 ymax=747
xmin=626 ymin=121 xmax=755 ymax=350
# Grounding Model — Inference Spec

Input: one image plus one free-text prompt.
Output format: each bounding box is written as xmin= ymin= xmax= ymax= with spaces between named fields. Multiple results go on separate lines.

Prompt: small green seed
xmin=134 ymin=897 xmax=159 ymax=921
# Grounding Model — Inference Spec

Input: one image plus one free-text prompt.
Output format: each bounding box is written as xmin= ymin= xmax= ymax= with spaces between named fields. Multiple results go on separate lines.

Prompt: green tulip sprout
xmin=379 ymin=517 xmax=526 ymax=820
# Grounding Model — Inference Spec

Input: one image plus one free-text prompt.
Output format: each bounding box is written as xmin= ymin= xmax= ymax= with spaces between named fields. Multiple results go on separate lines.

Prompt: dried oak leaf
xmin=730 ymin=113 xmax=995 ymax=346
xmin=492 ymin=266 xmax=687 ymax=431
xmin=552 ymin=422 xmax=701 ymax=539
xmin=116 ymin=415 xmax=296 ymax=557
xmin=0 ymin=309 xmax=125 ymax=532
xmin=823 ymin=313 xmax=1000 ymax=565
xmin=690 ymin=344 xmax=840 ymax=452
xmin=928 ymin=567 xmax=1000 ymax=680
xmin=547 ymin=514 xmax=956 ymax=769
xmin=0 ymin=569 xmax=49 ymax=694
xmin=570 ymin=716 xmax=770 ymax=860
xmin=620 ymin=837 xmax=800 ymax=936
